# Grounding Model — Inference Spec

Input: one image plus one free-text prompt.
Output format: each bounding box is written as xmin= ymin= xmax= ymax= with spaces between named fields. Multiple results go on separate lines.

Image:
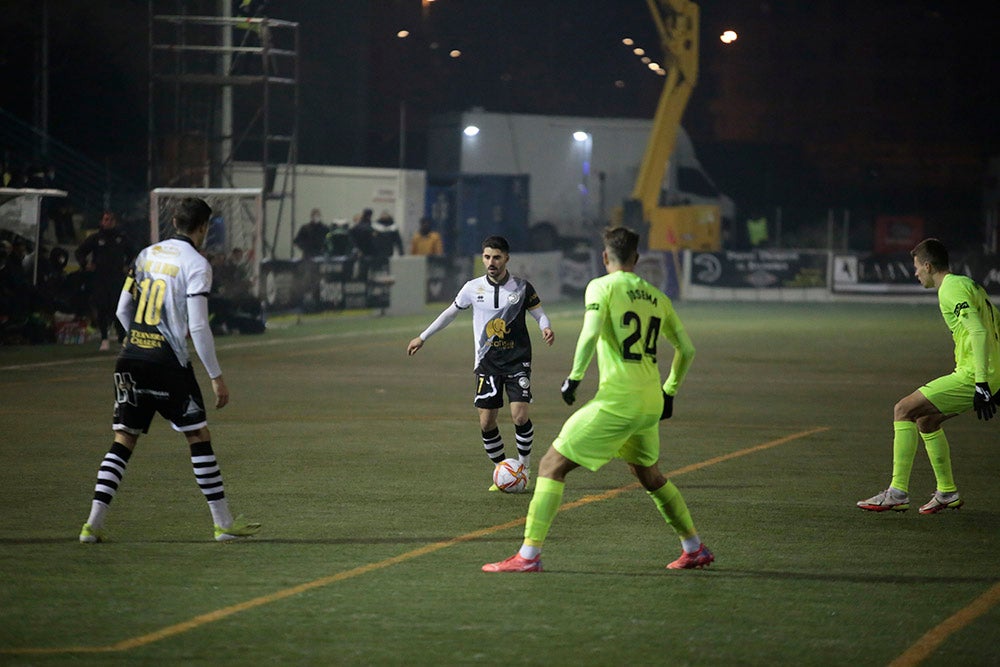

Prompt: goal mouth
xmin=150 ymin=188 xmax=264 ymax=297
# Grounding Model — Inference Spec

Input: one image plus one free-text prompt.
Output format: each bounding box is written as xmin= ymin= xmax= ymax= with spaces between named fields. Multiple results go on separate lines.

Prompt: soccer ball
xmin=493 ymin=458 xmax=529 ymax=493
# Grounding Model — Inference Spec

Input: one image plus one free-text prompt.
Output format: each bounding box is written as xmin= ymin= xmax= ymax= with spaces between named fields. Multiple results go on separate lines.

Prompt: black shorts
xmin=112 ymin=358 xmax=208 ymax=434
xmin=474 ymin=371 xmax=532 ymax=409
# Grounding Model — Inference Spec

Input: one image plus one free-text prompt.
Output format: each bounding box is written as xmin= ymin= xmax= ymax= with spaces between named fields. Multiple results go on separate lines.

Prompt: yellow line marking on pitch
xmin=888 ymin=581 xmax=1000 ymax=667
xmin=2 ymin=426 xmax=828 ymax=655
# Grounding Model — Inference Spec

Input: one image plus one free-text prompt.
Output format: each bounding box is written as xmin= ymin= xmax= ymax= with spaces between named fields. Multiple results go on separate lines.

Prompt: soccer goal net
xmin=150 ymin=188 xmax=263 ymax=297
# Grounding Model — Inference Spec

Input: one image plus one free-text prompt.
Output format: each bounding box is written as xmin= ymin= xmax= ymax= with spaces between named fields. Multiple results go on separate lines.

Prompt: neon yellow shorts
xmin=918 ymin=370 xmax=979 ymax=416
xmin=552 ymin=400 xmax=661 ymax=471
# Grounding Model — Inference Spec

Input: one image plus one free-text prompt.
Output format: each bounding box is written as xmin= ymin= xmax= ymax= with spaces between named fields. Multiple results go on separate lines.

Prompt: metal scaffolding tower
xmin=148 ymin=3 xmax=299 ymax=256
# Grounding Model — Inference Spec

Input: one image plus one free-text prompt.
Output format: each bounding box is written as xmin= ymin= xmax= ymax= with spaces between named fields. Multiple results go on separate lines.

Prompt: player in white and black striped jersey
xmin=408 ymin=236 xmax=555 ymax=490
xmin=78 ymin=197 xmax=260 ymax=543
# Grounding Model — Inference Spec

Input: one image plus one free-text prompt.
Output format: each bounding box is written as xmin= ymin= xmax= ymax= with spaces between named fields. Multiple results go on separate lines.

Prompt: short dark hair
xmin=603 ymin=226 xmax=639 ymax=264
xmin=911 ymin=238 xmax=949 ymax=271
xmin=482 ymin=235 xmax=510 ymax=253
xmin=173 ymin=197 xmax=212 ymax=233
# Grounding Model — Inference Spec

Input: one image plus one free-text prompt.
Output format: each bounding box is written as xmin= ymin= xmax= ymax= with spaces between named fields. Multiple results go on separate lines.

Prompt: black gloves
xmin=560 ymin=378 xmax=580 ymax=405
xmin=973 ymin=382 xmax=996 ymax=421
xmin=661 ymin=391 xmax=674 ymax=420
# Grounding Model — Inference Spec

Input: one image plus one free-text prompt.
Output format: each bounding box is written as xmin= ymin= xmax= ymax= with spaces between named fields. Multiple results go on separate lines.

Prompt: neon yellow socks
xmin=920 ymin=428 xmax=957 ymax=493
xmin=522 ymin=476 xmax=564 ymax=549
xmin=648 ymin=480 xmax=696 ymax=539
xmin=519 ymin=476 xmax=701 ymax=559
xmin=889 ymin=421 xmax=919 ymax=493
xmin=888 ymin=422 xmax=958 ymax=494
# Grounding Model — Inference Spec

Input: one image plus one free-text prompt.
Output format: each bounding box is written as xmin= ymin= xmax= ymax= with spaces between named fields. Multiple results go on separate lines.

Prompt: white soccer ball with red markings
xmin=493 ymin=458 xmax=528 ymax=493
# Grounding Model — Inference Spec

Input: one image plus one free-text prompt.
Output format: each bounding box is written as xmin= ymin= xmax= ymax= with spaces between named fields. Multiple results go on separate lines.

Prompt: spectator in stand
xmin=208 ymin=248 xmax=263 ymax=335
xmin=325 ymin=219 xmax=354 ymax=257
xmin=23 ymin=164 xmax=51 ymax=189
xmin=410 ymin=216 xmax=444 ymax=256
xmin=52 ymin=202 xmax=77 ymax=244
xmin=213 ymin=248 xmax=253 ymax=298
xmin=294 ymin=208 xmax=329 ymax=260
xmin=1 ymin=156 xmax=13 ymax=187
xmin=74 ymin=212 xmax=135 ymax=351
xmin=0 ymin=236 xmax=41 ymax=341
xmin=9 ymin=236 xmax=31 ymax=276
xmin=0 ymin=239 xmax=29 ymax=325
xmin=36 ymin=246 xmax=71 ymax=312
xmin=0 ymin=240 xmax=12 ymax=312
xmin=349 ymin=208 xmax=377 ymax=259
xmin=372 ymin=210 xmax=404 ymax=270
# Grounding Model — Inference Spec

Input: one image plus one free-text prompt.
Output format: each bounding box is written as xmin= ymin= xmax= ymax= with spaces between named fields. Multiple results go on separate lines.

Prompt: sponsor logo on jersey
xmin=954 ymin=301 xmax=969 ymax=317
xmin=129 ymin=329 xmax=165 ymax=350
xmin=152 ymin=244 xmax=181 ymax=257
xmin=486 ymin=318 xmax=510 ymax=339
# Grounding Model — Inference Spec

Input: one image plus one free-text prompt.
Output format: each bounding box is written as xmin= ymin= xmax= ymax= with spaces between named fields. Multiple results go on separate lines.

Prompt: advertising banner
xmin=688 ymin=249 xmax=828 ymax=289
xmin=833 ymin=253 xmax=1000 ymax=296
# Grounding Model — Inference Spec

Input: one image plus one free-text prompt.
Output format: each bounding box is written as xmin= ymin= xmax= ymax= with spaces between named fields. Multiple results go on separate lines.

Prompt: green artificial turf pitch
xmin=1 ymin=301 xmax=998 ymax=666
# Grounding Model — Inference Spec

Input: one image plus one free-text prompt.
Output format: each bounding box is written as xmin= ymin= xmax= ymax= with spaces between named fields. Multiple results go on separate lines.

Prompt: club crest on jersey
xmin=518 ymin=376 xmax=531 ymax=389
xmin=486 ymin=318 xmax=510 ymax=339
xmin=507 ymin=291 xmax=520 ymax=305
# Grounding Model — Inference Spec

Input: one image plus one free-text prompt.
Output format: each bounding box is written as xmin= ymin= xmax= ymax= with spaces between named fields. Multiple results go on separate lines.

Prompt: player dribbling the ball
xmin=407 ymin=236 xmax=554 ymax=491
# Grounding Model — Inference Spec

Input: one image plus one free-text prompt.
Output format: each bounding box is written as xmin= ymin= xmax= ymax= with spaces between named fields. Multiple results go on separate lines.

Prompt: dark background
xmin=2 ymin=0 xmax=997 ymax=247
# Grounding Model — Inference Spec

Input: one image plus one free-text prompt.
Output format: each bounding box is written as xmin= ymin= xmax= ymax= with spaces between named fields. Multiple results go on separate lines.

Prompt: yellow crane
xmin=625 ymin=0 xmax=721 ymax=251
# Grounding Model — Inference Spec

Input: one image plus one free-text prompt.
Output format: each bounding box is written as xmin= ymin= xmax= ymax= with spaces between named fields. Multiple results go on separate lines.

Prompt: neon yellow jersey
xmin=937 ymin=273 xmax=1000 ymax=382
xmin=568 ymin=270 xmax=695 ymax=416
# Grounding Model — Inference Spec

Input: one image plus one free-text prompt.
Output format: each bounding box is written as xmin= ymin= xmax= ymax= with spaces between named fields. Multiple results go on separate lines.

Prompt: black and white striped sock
xmin=515 ymin=419 xmax=533 ymax=469
xmin=190 ymin=441 xmax=232 ymax=527
xmin=481 ymin=427 xmax=505 ymax=464
xmin=86 ymin=442 xmax=133 ymax=529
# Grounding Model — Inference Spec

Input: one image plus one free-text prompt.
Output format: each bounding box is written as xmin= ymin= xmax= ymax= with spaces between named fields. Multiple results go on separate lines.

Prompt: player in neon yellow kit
xmin=858 ymin=238 xmax=1000 ymax=514
xmin=483 ymin=226 xmax=714 ymax=572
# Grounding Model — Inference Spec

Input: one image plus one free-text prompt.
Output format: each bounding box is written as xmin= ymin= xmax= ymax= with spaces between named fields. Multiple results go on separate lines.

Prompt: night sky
xmin=2 ymin=1 xmax=997 ymax=228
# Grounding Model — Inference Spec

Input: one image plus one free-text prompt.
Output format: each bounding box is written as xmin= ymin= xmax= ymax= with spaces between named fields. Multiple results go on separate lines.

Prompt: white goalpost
xmin=150 ymin=188 xmax=264 ymax=297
